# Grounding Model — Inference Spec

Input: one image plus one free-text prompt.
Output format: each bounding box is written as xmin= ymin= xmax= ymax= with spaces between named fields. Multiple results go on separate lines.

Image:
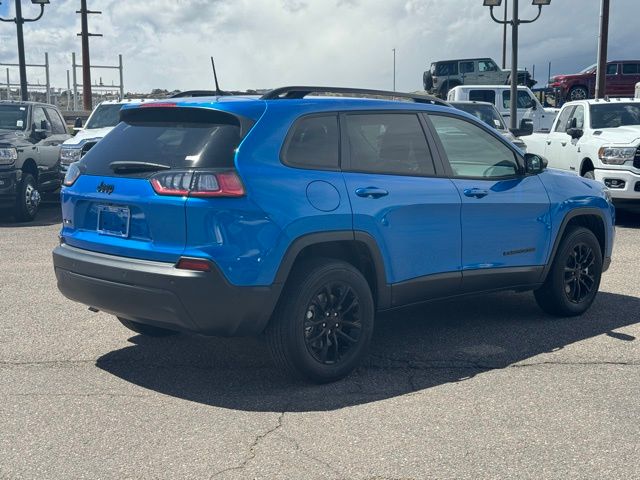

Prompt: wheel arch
xmin=273 ymin=231 xmax=391 ymax=309
xmin=542 ymin=208 xmax=608 ymax=281
xmin=21 ymin=158 xmax=39 ymax=181
xmin=580 ymin=157 xmax=594 ymax=176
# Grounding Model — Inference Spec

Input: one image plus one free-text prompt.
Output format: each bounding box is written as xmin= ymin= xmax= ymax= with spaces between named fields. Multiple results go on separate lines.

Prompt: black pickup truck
xmin=0 ymin=101 xmax=71 ymax=221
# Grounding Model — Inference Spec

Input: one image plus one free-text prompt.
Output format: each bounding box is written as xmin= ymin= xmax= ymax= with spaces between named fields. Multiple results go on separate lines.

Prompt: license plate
xmin=97 ymin=205 xmax=130 ymax=238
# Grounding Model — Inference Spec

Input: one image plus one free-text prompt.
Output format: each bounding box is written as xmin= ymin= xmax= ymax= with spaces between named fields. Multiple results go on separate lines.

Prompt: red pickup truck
xmin=549 ymin=60 xmax=640 ymax=101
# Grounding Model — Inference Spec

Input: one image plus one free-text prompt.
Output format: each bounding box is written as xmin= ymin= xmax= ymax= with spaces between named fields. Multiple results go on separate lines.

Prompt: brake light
xmin=63 ymin=162 xmax=82 ymax=187
xmin=176 ymin=257 xmax=211 ymax=272
xmin=150 ymin=170 xmax=245 ymax=197
xmin=140 ymin=102 xmax=178 ymax=108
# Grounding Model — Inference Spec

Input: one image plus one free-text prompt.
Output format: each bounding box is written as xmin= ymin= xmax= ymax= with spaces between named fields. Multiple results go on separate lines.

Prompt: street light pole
xmin=392 ymin=48 xmax=396 ymax=92
xmin=0 ymin=0 xmax=49 ymax=101
xmin=485 ymin=0 xmax=550 ymax=130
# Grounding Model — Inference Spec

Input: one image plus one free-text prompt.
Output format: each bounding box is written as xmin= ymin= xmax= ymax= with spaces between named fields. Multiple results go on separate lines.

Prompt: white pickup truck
xmin=522 ymin=98 xmax=640 ymax=201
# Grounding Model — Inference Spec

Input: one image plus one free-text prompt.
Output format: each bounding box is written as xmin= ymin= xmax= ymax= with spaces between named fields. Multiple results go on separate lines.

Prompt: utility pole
xmin=502 ymin=0 xmax=508 ymax=69
xmin=392 ymin=48 xmax=396 ymax=91
xmin=594 ymin=0 xmax=610 ymax=100
xmin=76 ymin=0 xmax=102 ymax=110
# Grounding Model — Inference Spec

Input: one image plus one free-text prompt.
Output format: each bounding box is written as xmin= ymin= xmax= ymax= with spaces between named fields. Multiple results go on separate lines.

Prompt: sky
xmin=0 ymin=0 xmax=639 ymax=94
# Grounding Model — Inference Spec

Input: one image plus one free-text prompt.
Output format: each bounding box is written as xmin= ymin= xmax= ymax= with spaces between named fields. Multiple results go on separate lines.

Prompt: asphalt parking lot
xmin=1 ymin=202 xmax=639 ymax=479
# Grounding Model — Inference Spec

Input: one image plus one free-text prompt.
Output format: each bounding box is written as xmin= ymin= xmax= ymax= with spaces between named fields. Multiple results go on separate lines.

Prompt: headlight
xmin=598 ymin=146 xmax=636 ymax=165
xmin=0 ymin=147 xmax=18 ymax=165
xmin=59 ymin=147 xmax=82 ymax=165
xmin=63 ymin=162 xmax=81 ymax=187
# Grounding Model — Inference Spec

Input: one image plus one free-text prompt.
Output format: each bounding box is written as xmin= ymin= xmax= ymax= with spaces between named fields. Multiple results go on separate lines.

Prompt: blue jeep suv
xmin=53 ymin=86 xmax=615 ymax=383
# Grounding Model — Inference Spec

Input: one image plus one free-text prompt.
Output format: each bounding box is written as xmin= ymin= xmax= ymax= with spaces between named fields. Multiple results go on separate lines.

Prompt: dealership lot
xmin=1 ymin=203 xmax=639 ymax=479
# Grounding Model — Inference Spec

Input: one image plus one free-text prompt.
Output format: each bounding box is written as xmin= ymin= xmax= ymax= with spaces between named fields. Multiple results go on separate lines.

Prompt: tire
xmin=423 ymin=71 xmax=433 ymax=91
xmin=117 ymin=317 xmax=178 ymax=337
xmin=534 ymin=227 xmax=603 ymax=317
xmin=583 ymin=170 xmax=595 ymax=180
xmin=13 ymin=173 xmax=40 ymax=222
xmin=266 ymin=259 xmax=375 ymax=383
xmin=569 ymin=86 xmax=589 ymax=101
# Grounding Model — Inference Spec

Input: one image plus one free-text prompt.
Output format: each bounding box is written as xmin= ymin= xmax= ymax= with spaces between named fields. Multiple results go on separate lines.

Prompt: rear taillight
xmin=150 ymin=170 xmax=245 ymax=198
xmin=176 ymin=257 xmax=211 ymax=272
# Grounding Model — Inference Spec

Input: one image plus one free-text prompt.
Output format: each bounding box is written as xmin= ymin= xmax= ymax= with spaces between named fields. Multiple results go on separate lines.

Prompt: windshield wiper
xmin=109 ymin=161 xmax=171 ymax=173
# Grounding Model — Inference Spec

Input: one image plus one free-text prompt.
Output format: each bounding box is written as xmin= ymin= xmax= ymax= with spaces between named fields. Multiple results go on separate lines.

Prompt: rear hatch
xmin=60 ymin=105 xmax=251 ymax=263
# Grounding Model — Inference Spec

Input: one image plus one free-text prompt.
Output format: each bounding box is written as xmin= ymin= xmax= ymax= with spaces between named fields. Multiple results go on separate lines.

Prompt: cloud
xmin=0 ymin=0 xmax=638 ymax=94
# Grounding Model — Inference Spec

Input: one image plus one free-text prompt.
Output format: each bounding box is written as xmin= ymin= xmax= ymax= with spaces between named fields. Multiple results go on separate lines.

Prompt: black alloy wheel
xmin=563 ymin=243 xmax=597 ymax=304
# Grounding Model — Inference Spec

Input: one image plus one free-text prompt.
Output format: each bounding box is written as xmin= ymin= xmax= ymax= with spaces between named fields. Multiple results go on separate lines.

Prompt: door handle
xmin=355 ymin=187 xmax=389 ymax=199
xmin=546 ymin=140 xmax=552 ymax=145
xmin=463 ymin=188 xmax=489 ymax=199
xmin=561 ymin=142 xmax=567 ymax=147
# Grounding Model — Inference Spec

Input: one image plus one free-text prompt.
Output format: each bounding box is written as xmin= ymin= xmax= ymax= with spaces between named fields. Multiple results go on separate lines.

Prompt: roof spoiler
xmin=260 ymin=86 xmax=450 ymax=106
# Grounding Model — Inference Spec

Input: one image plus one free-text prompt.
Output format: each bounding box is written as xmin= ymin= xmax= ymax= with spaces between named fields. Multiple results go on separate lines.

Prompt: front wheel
xmin=266 ymin=259 xmax=375 ymax=383
xmin=14 ymin=173 xmax=40 ymax=222
xmin=583 ymin=170 xmax=595 ymax=180
xmin=534 ymin=227 xmax=602 ymax=316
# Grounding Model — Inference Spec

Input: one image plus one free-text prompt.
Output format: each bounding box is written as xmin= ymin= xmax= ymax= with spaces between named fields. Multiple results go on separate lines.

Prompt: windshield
xmin=590 ymin=103 xmax=640 ymax=129
xmin=453 ymin=103 xmax=506 ymax=130
xmin=0 ymin=104 xmax=28 ymax=130
xmin=85 ymin=104 xmax=124 ymax=129
xmin=580 ymin=63 xmax=597 ymax=74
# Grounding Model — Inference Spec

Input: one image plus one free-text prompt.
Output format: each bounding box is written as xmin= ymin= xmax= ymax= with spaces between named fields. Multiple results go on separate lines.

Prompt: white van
xmin=447 ymin=85 xmax=558 ymax=132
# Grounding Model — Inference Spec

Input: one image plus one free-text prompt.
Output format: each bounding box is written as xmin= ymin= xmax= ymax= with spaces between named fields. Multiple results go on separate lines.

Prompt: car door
xmin=562 ymin=105 xmax=586 ymax=173
xmin=543 ymin=105 xmax=575 ymax=172
xmin=341 ymin=111 xmax=463 ymax=305
xmin=478 ymin=59 xmax=502 ymax=84
xmin=459 ymin=61 xmax=478 ymax=85
xmin=29 ymin=106 xmax=59 ymax=189
xmin=620 ymin=63 xmax=640 ymax=97
xmin=426 ymin=113 xmax=551 ymax=292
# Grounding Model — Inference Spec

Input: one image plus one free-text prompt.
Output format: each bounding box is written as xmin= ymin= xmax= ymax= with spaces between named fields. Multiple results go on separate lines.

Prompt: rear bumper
xmin=53 ymin=244 xmax=282 ymax=336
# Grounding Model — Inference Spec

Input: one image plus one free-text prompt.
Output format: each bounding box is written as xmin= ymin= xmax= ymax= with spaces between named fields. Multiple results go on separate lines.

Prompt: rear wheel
xmin=14 ymin=173 xmax=40 ymax=222
xmin=117 ymin=317 xmax=178 ymax=337
xmin=569 ymin=86 xmax=589 ymax=101
xmin=535 ymin=227 xmax=602 ymax=316
xmin=266 ymin=259 xmax=375 ymax=383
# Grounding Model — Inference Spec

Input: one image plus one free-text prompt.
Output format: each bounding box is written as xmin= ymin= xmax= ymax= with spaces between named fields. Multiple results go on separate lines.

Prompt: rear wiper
xmin=109 ymin=161 xmax=171 ymax=173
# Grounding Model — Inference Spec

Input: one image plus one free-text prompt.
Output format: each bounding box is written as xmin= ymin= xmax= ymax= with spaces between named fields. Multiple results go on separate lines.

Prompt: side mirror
xmin=510 ymin=119 xmax=534 ymax=137
xmin=566 ymin=127 xmax=584 ymax=140
xmin=31 ymin=123 xmax=47 ymax=140
xmin=524 ymin=153 xmax=547 ymax=174
xmin=530 ymin=102 xmax=537 ymax=110
xmin=74 ymin=117 xmax=83 ymax=129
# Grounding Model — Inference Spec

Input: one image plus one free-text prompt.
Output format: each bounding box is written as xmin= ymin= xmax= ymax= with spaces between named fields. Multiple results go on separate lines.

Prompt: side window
xmin=469 ymin=90 xmax=496 ymax=104
xmin=32 ymin=107 xmax=50 ymax=132
xmin=622 ymin=63 xmax=639 ymax=75
xmin=46 ymin=108 xmax=67 ymax=134
xmin=478 ymin=60 xmax=497 ymax=72
xmin=345 ymin=113 xmax=435 ymax=176
xmin=430 ymin=115 xmax=518 ymax=179
xmin=282 ymin=115 xmax=339 ymax=170
xmin=503 ymin=91 xmax=534 ymax=109
xmin=553 ymin=106 xmax=575 ymax=133
xmin=436 ymin=62 xmax=458 ymax=76
xmin=460 ymin=61 xmax=475 ymax=74
xmin=606 ymin=63 xmax=619 ymax=75
xmin=568 ymin=105 xmax=585 ymax=129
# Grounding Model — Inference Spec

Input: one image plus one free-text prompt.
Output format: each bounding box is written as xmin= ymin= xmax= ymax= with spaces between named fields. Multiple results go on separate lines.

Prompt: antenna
xmin=211 ymin=57 xmax=222 ymax=96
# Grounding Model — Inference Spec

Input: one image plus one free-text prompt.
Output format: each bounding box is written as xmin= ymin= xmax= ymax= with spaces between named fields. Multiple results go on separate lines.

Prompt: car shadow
xmin=96 ymin=290 xmax=639 ymax=412
xmin=615 ymin=208 xmax=640 ymax=228
xmin=0 ymin=198 xmax=61 ymax=228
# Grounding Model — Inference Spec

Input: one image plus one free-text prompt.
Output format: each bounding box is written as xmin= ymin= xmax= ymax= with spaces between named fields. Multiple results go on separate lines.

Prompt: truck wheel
xmin=117 ymin=317 xmax=178 ymax=337
xmin=583 ymin=170 xmax=595 ymax=180
xmin=14 ymin=173 xmax=40 ymax=222
xmin=423 ymin=71 xmax=433 ymax=91
xmin=534 ymin=227 xmax=602 ymax=317
xmin=569 ymin=86 xmax=588 ymax=101
xmin=266 ymin=259 xmax=375 ymax=383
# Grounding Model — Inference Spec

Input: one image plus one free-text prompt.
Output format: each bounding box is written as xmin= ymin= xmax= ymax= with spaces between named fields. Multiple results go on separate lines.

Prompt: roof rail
xmin=170 ymin=90 xmax=231 ymax=98
xmin=260 ymin=86 xmax=450 ymax=106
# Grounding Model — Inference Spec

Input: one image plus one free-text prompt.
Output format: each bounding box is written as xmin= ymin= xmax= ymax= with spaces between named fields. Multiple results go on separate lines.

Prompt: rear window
xmin=434 ymin=62 xmax=458 ymax=76
xmin=80 ymin=107 xmax=242 ymax=176
xmin=469 ymin=90 xmax=496 ymax=104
